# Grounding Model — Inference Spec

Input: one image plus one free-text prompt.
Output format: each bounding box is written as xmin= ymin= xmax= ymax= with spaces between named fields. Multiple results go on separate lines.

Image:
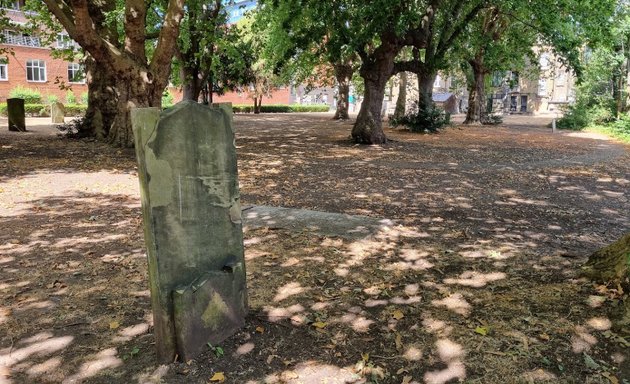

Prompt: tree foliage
xmin=175 ymin=0 xmax=254 ymax=103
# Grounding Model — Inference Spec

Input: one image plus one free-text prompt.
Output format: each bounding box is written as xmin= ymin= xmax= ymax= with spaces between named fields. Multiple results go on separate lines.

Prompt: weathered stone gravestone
xmin=51 ymin=102 xmax=65 ymax=124
xmin=131 ymin=101 xmax=247 ymax=362
xmin=7 ymin=98 xmax=25 ymax=132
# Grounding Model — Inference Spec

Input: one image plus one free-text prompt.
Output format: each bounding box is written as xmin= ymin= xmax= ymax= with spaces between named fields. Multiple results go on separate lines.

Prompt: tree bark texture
xmin=463 ymin=56 xmax=487 ymax=125
xmin=42 ymin=0 xmax=186 ymax=147
xmin=352 ymin=41 xmax=400 ymax=144
xmin=393 ymin=72 xmax=408 ymax=120
xmin=83 ymin=55 xmax=119 ymax=140
xmin=177 ymin=0 xmax=222 ymax=104
xmin=333 ymin=63 xmax=353 ymax=120
xmin=417 ymin=69 xmax=437 ymax=112
xmin=582 ymin=233 xmax=630 ymax=329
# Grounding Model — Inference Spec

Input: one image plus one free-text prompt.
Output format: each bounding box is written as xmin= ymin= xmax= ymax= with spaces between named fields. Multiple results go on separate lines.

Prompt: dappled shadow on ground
xmin=0 ymin=114 xmax=629 ymax=383
xmin=0 ymin=186 xmax=152 ymax=383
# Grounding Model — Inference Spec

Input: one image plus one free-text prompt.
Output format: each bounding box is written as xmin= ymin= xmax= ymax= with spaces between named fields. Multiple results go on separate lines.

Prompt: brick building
xmin=0 ymin=1 xmax=87 ymax=103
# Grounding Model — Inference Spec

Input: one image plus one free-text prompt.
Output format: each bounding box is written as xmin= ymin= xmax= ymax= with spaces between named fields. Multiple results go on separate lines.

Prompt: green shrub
xmin=0 ymin=103 xmax=86 ymax=117
xmin=482 ymin=113 xmax=503 ymax=125
xmin=233 ymin=105 xmax=254 ymax=113
xmin=65 ymin=104 xmax=87 ymax=116
xmin=25 ymin=104 xmax=50 ymax=117
xmin=390 ymin=104 xmax=451 ymax=133
xmin=556 ymin=105 xmax=589 ymax=130
xmin=66 ymin=91 xmax=76 ymax=104
xmin=9 ymin=86 xmax=42 ymax=103
xmin=46 ymin=94 xmax=59 ymax=104
xmin=80 ymin=92 xmax=88 ymax=105
xmin=0 ymin=103 xmax=48 ymax=117
xmin=162 ymin=90 xmax=174 ymax=107
xmin=588 ymin=103 xmax=616 ymax=125
xmin=608 ymin=114 xmax=630 ymax=141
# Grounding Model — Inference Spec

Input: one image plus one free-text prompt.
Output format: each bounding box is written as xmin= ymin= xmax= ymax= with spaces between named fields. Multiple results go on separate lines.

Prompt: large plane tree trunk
xmin=416 ymin=68 xmax=437 ymax=112
xmin=582 ymin=233 xmax=630 ymax=329
xmin=82 ymin=55 xmax=119 ymax=140
xmin=352 ymin=42 xmax=399 ymax=144
xmin=463 ymin=54 xmax=487 ymax=125
xmin=333 ymin=63 xmax=353 ymax=120
xmin=42 ymin=0 xmax=186 ymax=147
xmin=393 ymin=71 xmax=407 ymax=120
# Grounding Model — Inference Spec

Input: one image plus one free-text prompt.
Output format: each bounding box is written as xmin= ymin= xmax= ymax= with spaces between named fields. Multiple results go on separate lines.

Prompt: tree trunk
xmin=181 ymin=65 xmax=203 ymax=102
xmin=42 ymin=0 xmax=185 ymax=148
xmin=352 ymin=76 xmax=389 ymax=144
xmin=393 ymin=71 xmax=407 ymax=120
xmin=333 ymin=63 xmax=353 ymax=120
xmin=107 ymin=76 xmax=162 ymax=147
xmin=253 ymin=96 xmax=262 ymax=114
xmin=463 ymin=56 xmax=486 ymax=125
xmin=417 ymin=70 xmax=437 ymax=112
xmin=352 ymin=46 xmax=399 ymax=144
xmin=582 ymin=233 xmax=630 ymax=328
xmin=82 ymin=55 xmax=119 ymax=140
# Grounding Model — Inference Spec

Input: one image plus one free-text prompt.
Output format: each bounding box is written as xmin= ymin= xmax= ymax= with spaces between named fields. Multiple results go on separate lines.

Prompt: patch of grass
xmin=585 ymin=121 xmax=630 ymax=144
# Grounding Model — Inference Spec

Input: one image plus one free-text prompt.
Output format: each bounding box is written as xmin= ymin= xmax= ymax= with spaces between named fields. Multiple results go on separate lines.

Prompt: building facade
xmin=0 ymin=1 xmax=87 ymax=103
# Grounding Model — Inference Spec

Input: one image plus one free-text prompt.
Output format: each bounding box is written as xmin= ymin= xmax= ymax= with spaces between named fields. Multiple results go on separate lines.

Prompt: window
xmin=491 ymin=71 xmax=505 ymax=87
xmin=3 ymin=29 xmax=41 ymax=47
xmin=539 ymin=53 xmax=550 ymax=70
xmin=538 ymin=78 xmax=547 ymax=96
xmin=67 ymin=63 xmax=84 ymax=83
xmin=0 ymin=63 xmax=7 ymax=80
xmin=433 ymin=75 xmax=442 ymax=88
xmin=56 ymin=34 xmax=77 ymax=49
xmin=0 ymin=1 xmax=22 ymax=10
xmin=26 ymin=59 xmax=46 ymax=82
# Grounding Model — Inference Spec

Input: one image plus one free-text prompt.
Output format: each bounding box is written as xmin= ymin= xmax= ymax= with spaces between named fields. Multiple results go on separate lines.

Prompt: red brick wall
xmin=0 ymin=45 xmax=87 ymax=103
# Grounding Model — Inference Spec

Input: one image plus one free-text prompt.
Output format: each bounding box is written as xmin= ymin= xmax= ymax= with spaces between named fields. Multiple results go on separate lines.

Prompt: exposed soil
xmin=0 ymin=114 xmax=629 ymax=384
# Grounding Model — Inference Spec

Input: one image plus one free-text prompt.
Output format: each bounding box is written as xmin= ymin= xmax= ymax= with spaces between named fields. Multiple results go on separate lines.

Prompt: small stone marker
xmin=131 ymin=101 xmax=247 ymax=363
xmin=7 ymin=98 xmax=25 ymax=132
xmin=51 ymin=102 xmax=65 ymax=124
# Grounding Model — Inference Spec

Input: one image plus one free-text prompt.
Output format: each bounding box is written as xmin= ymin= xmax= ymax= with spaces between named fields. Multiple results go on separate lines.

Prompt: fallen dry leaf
xmin=475 ymin=326 xmax=488 ymax=336
xmin=392 ymin=310 xmax=404 ymax=320
xmin=601 ymin=372 xmax=619 ymax=384
xmin=395 ymin=333 xmax=403 ymax=351
xmin=209 ymin=372 xmax=225 ymax=382
xmin=312 ymin=321 xmax=328 ymax=329
xmin=402 ymin=376 xmax=413 ymax=384
xmin=109 ymin=321 xmax=120 ymax=330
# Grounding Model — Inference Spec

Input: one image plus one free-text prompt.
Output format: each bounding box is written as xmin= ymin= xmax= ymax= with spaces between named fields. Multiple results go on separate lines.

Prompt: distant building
xmin=224 ymin=0 xmax=257 ymax=24
xmin=432 ymin=92 xmax=458 ymax=114
xmin=387 ymin=49 xmax=577 ymax=116
xmin=0 ymin=1 xmax=87 ymax=103
xmin=487 ymin=51 xmax=576 ymax=115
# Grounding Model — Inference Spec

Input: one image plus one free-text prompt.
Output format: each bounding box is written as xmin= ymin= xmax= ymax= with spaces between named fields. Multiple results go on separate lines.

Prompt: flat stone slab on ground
xmin=242 ymin=205 xmax=394 ymax=240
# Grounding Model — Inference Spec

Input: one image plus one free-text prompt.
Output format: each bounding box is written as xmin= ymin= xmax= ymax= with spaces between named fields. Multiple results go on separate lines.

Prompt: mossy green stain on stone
xmin=201 ymin=292 xmax=230 ymax=331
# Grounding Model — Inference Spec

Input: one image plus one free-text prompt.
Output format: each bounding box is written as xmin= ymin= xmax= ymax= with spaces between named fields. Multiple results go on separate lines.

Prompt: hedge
xmin=0 ymin=103 xmax=87 ymax=117
xmin=232 ymin=104 xmax=330 ymax=113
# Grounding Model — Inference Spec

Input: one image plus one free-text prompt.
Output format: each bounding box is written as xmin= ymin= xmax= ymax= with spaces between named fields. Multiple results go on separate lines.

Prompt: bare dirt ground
xmin=0 ymin=113 xmax=629 ymax=384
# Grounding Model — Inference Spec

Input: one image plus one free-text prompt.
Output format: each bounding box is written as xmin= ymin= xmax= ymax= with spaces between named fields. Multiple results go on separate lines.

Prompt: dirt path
xmin=0 ymin=114 xmax=629 ymax=384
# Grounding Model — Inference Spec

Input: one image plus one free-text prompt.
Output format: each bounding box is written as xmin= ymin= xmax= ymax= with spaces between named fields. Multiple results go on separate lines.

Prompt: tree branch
xmin=149 ymin=0 xmax=186 ymax=89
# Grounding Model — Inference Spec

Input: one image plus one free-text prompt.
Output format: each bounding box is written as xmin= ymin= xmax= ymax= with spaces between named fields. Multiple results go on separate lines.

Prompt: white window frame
xmin=67 ymin=63 xmax=84 ymax=83
xmin=56 ymin=33 xmax=77 ymax=49
xmin=0 ymin=63 xmax=7 ymax=81
xmin=26 ymin=59 xmax=46 ymax=82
